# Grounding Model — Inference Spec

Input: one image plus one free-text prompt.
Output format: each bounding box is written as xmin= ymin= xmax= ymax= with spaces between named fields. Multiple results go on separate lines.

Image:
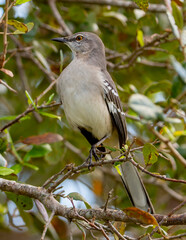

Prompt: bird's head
xmin=52 ymin=32 xmax=105 ymax=58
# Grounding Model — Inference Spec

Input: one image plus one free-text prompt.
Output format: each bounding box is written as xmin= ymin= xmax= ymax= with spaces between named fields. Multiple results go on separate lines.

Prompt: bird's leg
xmin=86 ymin=135 xmax=109 ymax=168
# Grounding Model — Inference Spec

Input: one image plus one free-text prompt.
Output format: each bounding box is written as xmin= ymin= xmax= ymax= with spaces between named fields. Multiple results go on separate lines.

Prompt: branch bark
xmin=61 ymin=0 xmax=166 ymax=13
xmin=0 ymin=178 xmax=185 ymax=226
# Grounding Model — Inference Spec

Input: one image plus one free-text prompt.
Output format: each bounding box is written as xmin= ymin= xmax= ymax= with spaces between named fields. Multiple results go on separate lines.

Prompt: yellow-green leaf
xmin=143 ymin=143 xmax=159 ymax=165
xmin=26 ymin=22 xmax=34 ymax=32
xmin=6 ymin=192 xmax=33 ymax=210
xmin=171 ymin=1 xmax=183 ymax=29
xmin=174 ymin=130 xmax=186 ymax=136
xmin=114 ymin=164 xmax=122 ymax=176
xmin=8 ymin=19 xmax=28 ymax=33
xmin=15 ymin=0 xmax=32 ymax=5
xmin=113 ymin=222 xmax=126 ymax=240
xmin=68 ymin=192 xmax=91 ymax=209
xmin=134 ymin=0 xmax=149 ymax=11
xmin=137 ymin=29 xmax=144 ymax=47
xmin=39 ymin=111 xmax=61 ymax=120
xmin=0 ymin=167 xmax=14 ymax=176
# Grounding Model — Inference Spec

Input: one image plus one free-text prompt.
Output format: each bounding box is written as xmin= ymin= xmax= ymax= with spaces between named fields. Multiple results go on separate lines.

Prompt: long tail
xmin=119 ymin=160 xmax=155 ymax=213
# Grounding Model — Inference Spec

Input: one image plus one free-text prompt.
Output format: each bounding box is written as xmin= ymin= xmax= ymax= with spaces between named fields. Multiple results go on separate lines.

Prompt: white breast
xmin=57 ymin=59 xmax=112 ymax=140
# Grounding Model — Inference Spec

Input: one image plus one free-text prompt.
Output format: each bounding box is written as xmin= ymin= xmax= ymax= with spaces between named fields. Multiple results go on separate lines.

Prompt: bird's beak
xmin=51 ymin=37 xmax=68 ymax=43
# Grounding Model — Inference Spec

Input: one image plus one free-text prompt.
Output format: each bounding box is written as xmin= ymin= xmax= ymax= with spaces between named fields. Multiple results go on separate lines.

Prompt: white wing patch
xmin=102 ymin=79 xmax=125 ymax=116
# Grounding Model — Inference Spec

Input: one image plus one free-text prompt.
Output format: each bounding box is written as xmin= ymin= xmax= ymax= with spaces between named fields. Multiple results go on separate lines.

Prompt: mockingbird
xmin=52 ymin=32 xmax=154 ymax=213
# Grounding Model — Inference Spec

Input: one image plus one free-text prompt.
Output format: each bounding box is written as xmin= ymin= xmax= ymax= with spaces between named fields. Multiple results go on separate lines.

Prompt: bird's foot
xmin=86 ymin=145 xmax=100 ymax=169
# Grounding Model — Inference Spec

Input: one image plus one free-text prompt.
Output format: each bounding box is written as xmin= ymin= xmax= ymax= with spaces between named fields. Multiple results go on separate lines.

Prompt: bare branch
xmin=0 ymin=0 xmax=9 ymax=69
xmin=0 ymin=79 xmax=17 ymax=93
xmin=149 ymin=126 xmax=186 ymax=167
xmin=107 ymin=221 xmax=127 ymax=240
xmin=108 ymin=32 xmax=171 ymax=70
xmin=0 ymin=178 xmax=185 ymax=226
xmin=61 ymin=0 xmax=166 ymax=13
xmin=40 ymin=210 xmax=55 ymax=240
xmin=0 ymin=102 xmax=61 ymax=133
xmin=154 ymin=233 xmax=186 ymax=240
xmin=0 ymin=0 xmax=15 ymax=25
xmin=48 ymin=0 xmax=72 ymax=35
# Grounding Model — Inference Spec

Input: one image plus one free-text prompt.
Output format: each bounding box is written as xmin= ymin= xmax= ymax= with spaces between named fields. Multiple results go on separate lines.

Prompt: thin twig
xmin=104 ymin=189 xmax=113 ymax=211
xmin=128 ymin=157 xmax=186 ymax=184
xmin=48 ymin=0 xmax=72 ymax=35
xmin=0 ymin=79 xmax=17 ymax=93
xmin=154 ymin=233 xmax=186 ymax=240
xmin=168 ymin=200 xmax=186 ymax=217
xmin=0 ymin=0 xmax=16 ymax=25
xmin=149 ymin=126 xmax=186 ymax=167
xmin=1 ymin=0 xmax=9 ymax=69
xmin=0 ymin=102 xmax=61 ymax=133
xmin=42 ymin=164 xmax=73 ymax=187
xmin=107 ymin=221 xmax=127 ymax=240
xmin=61 ymin=0 xmax=166 ymax=13
xmin=40 ymin=210 xmax=55 ymax=240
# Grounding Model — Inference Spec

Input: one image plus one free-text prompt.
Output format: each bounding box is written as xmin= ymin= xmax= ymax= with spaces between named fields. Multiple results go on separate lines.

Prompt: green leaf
xmin=68 ymin=5 xmax=86 ymax=23
xmin=137 ymin=29 xmax=144 ymax=47
xmin=15 ymin=0 xmax=32 ymax=6
xmin=129 ymin=94 xmax=164 ymax=121
xmin=39 ymin=111 xmax=61 ymax=120
xmin=11 ymin=164 xmax=23 ymax=174
xmin=105 ymin=145 xmax=118 ymax=152
xmin=12 ymin=22 xmax=34 ymax=34
xmin=23 ymin=162 xmax=39 ymax=171
xmin=8 ymin=19 xmax=28 ymax=33
xmin=26 ymin=22 xmax=34 ymax=32
xmin=6 ymin=192 xmax=33 ymax=210
xmin=114 ymin=164 xmax=122 ymax=176
xmin=46 ymin=93 xmax=55 ymax=105
xmin=170 ymin=56 xmax=186 ymax=84
xmin=0 ymin=115 xmax=18 ymax=121
xmin=25 ymin=90 xmax=36 ymax=108
xmin=171 ymin=1 xmax=183 ymax=29
xmin=68 ymin=192 xmax=91 ymax=209
xmin=0 ymin=137 xmax=7 ymax=154
xmin=23 ymin=144 xmax=52 ymax=162
xmin=143 ymin=143 xmax=159 ymax=165
xmin=0 ymin=167 xmax=14 ymax=176
xmin=171 ymin=75 xmax=185 ymax=98
xmin=103 ymin=11 xmax=127 ymax=26
xmin=134 ymin=0 xmax=149 ymax=11
xmin=0 ymin=115 xmax=30 ymax=121
xmin=144 ymin=81 xmax=172 ymax=95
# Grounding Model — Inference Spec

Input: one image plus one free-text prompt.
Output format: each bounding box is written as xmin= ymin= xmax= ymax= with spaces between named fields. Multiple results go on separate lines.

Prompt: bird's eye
xmin=76 ymin=35 xmax=83 ymax=41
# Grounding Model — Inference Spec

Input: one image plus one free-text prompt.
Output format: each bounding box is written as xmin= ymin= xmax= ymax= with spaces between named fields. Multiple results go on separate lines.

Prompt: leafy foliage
xmin=0 ymin=0 xmax=185 ymax=239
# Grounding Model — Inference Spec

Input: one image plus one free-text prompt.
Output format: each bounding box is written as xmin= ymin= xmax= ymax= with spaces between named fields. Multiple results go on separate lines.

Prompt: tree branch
xmin=48 ymin=0 xmax=72 ymax=36
xmin=0 ymin=0 xmax=9 ymax=69
xmin=0 ymin=102 xmax=61 ymax=133
xmin=149 ymin=126 xmax=186 ymax=167
xmin=0 ymin=178 xmax=185 ymax=226
xmin=61 ymin=0 xmax=166 ymax=13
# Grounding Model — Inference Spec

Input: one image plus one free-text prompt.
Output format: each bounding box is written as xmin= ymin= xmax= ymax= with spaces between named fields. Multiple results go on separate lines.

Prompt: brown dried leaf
xmin=22 ymin=133 xmax=63 ymax=145
xmin=0 ymin=68 xmax=14 ymax=77
xmin=123 ymin=207 xmax=158 ymax=226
